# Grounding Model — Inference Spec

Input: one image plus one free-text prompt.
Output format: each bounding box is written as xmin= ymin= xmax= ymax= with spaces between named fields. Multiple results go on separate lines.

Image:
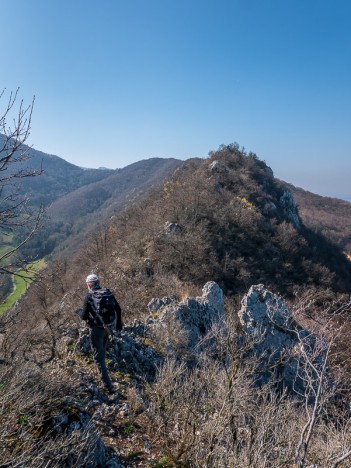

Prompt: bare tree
xmin=0 ymin=88 xmax=43 ymax=278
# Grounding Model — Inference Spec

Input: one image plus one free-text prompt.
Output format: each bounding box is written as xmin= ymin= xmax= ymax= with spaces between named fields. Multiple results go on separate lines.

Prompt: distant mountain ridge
xmin=39 ymin=157 xmax=183 ymax=256
xmin=16 ymin=156 xmax=183 ymax=258
xmin=0 ymin=133 xmax=115 ymax=207
xmin=49 ymin=157 xmax=182 ymax=222
xmin=1 ymin=133 xmax=183 ymax=258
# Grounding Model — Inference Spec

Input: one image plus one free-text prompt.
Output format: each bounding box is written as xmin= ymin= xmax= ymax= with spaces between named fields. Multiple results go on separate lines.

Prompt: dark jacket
xmin=82 ymin=287 xmax=123 ymax=331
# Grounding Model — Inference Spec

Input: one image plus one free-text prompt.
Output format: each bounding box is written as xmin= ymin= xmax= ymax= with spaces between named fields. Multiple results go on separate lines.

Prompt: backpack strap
xmin=89 ymin=292 xmax=106 ymax=326
xmin=89 ymin=291 xmax=114 ymax=337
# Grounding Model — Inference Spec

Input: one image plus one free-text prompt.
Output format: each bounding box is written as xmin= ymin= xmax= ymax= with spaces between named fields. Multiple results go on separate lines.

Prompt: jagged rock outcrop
xmin=208 ymin=159 xmax=228 ymax=174
xmin=147 ymin=281 xmax=224 ymax=358
xmin=164 ymin=221 xmax=182 ymax=234
xmin=238 ymin=284 xmax=329 ymax=396
xmin=75 ymin=281 xmax=225 ymax=377
xmin=67 ymin=281 xmax=339 ymax=466
xmin=279 ymin=190 xmax=301 ymax=229
xmin=75 ymin=281 xmax=329 ymax=401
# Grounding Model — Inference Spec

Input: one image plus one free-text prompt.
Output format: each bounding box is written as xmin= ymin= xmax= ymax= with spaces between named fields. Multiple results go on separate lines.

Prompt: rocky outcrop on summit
xmin=238 ymin=284 xmax=330 ymax=395
xmin=208 ymin=159 xmax=228 ymax=174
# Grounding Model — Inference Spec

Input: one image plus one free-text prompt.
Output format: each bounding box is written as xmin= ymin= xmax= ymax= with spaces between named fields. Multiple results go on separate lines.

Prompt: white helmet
xmin=86 ymin=274 xmax=99 ymax=283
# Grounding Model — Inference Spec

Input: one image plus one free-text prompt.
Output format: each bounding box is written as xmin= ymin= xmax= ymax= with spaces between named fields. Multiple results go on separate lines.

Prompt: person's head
xmin=86 ymin=273 xmax=100 ymax=290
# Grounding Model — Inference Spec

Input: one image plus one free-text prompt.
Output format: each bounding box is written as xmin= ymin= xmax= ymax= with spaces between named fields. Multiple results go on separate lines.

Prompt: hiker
xmin=80 ymin=274 xmax=122 ymax=393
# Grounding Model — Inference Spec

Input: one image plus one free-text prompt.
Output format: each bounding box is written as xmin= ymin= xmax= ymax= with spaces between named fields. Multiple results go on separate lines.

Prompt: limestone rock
xmin=50 ymin=397 xmax=108 ymax=466
xmin=150 ymin=281 xmax=224 ymax=357
xmin=199 ymin=281 xmax=224 ymax=316
xmin=238 ymin=284 xmax=329 ymax=395
xmin=164 ymin=222 xmax=182 ymax=234
xmin=147 ymin=297 xmax=174 ymax=313
xmin=263 ymin=201 xmax=277 ymax=214
xmin=209 ymin=160 xmax=228 ymax=174
xmin=279 ymin=190 xmax=301 ymax=229
xmin=74 ymin=327 xmax=91 ymax=355
xmin=75 ymin=321 xmax=162 ymax=380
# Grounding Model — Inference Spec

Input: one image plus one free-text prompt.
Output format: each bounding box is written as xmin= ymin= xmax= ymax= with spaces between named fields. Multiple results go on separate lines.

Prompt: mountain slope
xmin=94 ymin=144 xmax=350 ymax=297
xmin=285 ymin=182 xmax=351 ymax=254
xmin=23 ymin=157 xmax=183 ymax=257
xmin=0 ymin=133 xmax=115 ymax=207
xmin=21 ymin=143 xmax=347 ymax=318
xmin=1 ymin=133 xmax=183 ymax=258
xmin=2 ymin=144 xmax=351 ymax=465
xmin=49 ymin=157 xmax=182 ymax=222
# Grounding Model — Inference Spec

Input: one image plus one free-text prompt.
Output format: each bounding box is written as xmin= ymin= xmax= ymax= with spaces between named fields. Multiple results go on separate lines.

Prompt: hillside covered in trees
xmin=1 ymin=144 xmax=351 ymax=466
xmin=90 ymin=143 xmax=350 ymax=298
xmin=286 ymin=182 xmax=351 ymax=255
xmin=0 ymin=130 xmax=181 ymax=300
xmin=0 ymin=133 xmax=115 ymax=208
xmin=25 ymin=157 xmax=182 ymax=258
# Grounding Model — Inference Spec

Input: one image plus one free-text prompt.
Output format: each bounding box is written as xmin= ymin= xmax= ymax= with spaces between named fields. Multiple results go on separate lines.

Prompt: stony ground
xmin=61 ymin=341 xmax=172 ymax=467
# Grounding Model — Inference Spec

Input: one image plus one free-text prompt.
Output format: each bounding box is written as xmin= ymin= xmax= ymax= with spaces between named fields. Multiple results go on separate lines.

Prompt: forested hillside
xmin=22 ymin=157 xmax=182 ymax=258
xmin=0 ymin=133 xmax=114 ymax=207
xmin=1 ymin=131 xmax=182 ymax=266
xmin=0 ymin=132 xmax=115 ymax=291
xmin=88 ymin=143 xmax=350 ymax=298
xmin=286 ymin=182 xmax=351 ymax=254
xmin=1 ymin=144 xmax=351 ymax=466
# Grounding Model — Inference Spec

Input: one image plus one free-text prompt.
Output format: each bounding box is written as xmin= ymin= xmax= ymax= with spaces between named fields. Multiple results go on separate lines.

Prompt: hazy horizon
xmin=24 ymin=137 xmax=351 ymax=203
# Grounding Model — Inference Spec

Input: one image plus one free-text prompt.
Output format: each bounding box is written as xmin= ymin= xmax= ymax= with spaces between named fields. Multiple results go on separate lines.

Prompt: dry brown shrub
xmin=0 ymin=362 xmax=106 ymax=467
xmin=144 ymin=311 xmax=351 ymax=467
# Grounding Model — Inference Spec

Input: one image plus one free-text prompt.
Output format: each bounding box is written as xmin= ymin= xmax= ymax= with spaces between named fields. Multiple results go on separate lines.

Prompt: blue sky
xmin=1 ymin=0 xmax=351 ymax=199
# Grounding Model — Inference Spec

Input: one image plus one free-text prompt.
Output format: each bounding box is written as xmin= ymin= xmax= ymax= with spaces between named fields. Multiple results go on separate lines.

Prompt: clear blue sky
xmin=1 ymin=0 xmax=351 ymax=199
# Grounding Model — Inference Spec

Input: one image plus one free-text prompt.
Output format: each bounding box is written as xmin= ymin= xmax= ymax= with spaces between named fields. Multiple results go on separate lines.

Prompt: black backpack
xmin=90 ymin=288 xmax=116 ymax=326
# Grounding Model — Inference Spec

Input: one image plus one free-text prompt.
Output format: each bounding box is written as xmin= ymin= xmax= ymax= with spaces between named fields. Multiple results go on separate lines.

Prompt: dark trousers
xmin=90 ymin=326 xmax=112 ymax=389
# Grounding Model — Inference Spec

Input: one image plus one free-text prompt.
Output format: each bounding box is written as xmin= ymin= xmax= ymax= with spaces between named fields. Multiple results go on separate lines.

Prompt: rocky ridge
xmin=57 ymin=281 xmax=329 ymax=465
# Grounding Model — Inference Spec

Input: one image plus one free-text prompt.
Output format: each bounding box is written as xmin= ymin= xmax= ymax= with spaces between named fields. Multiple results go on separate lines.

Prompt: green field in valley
xmin=0 ymin=258 xmax=47 ymax=315
xmin=0 ymin=232 xmax=14 ymax=258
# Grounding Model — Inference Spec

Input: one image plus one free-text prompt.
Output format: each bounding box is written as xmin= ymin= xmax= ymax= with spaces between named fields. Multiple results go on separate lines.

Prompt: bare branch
xmin=0 ymin=89 xmax=44 ymax=282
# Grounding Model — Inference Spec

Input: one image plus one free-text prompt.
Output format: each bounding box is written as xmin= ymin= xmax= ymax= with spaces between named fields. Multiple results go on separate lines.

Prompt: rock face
xmin=75 ymin=322 xmax=162 ymax=380
xmin=76 ymin=281 xmax=329 ymax=399
xmin=76 ymin=281 xmax=225 ymax=378
xmin=164 ymin=222 xmax=182 ymax=235
xmin=279 ymin=190 xmax=301 ymax=229
xmin=238 ymin=284 xmax=329 ymax=396
xmin=208 ymin=160 xmax=228 ymax=174
xmin=147 ymin=281 xmax=224 ymax=358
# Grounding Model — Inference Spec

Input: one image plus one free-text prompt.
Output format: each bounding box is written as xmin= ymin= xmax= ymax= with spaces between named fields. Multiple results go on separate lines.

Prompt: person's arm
xmin=82 ymin=294 xmax=92 ymax=322
xmin=113 ymin=297 xmax=123 ymax=331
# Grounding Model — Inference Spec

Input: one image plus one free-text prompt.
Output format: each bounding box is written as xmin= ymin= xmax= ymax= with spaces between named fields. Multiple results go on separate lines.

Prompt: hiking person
xmin=80 ymin=274 xmax=122 ymax=393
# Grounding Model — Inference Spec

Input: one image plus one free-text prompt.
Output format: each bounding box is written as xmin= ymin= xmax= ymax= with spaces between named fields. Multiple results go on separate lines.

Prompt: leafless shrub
xmin=144 ymin=306 xmax=351 ymax=467
xmin=0 ymin=362 xmax=107 ymax=467
xmin=0 ymin=88 xmax=44 ymax=278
